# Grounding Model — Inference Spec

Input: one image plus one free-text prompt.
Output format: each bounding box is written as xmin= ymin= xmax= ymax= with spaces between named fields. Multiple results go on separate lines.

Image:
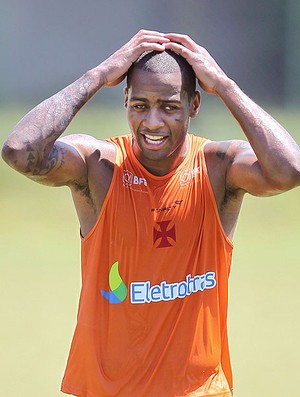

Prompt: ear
xmin=124 ymin=87 xmax=129 ymax=108
xmin=189 ymin=91 xmax=201 ymax=118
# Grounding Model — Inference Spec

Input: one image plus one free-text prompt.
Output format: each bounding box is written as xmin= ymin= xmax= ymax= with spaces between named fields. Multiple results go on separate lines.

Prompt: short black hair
xmin=127 ymin=50 xmax=196 ymax=101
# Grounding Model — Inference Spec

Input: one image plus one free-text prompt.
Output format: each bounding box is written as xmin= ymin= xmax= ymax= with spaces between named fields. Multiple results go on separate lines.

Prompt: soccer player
xmin=2 ymin=30 xmax=300 ymax=397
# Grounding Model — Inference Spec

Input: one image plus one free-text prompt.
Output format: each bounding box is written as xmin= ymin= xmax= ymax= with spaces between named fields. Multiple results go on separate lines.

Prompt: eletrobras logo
xmin=100 ymin=262 xmax=128 ymax=304
xmin=101 ymin=262 xmax=217 ymax=305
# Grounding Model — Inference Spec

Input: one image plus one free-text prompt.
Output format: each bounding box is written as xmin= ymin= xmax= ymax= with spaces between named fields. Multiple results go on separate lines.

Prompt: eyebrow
xmin=130 ymin=96 xmax=182 ymax=104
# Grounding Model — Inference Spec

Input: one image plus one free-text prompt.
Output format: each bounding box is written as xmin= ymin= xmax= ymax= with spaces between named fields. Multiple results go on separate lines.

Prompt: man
xmin=2 ymin=30 xmax=300 ymax=397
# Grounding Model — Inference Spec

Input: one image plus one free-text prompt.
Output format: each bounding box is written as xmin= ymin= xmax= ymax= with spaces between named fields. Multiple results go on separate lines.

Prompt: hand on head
xmin=103 ymin=29 xmax=228 ymax=95
xmin=163 ymin=33 xmax=228 ymax=94
xmin=102 ymin=30 xmax=169 ymax=87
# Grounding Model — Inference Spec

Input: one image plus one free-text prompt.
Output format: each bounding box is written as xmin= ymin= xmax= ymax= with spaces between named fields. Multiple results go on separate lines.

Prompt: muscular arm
xmin=1 ymin=30 xmax=170 ymax=187
xmin=216 ymin=80 xmax=300 ymax=196
xmin=165 ymin=34 xmax=300 ymax=197
xmin=2 ymin=71 xmax=103 ymax=186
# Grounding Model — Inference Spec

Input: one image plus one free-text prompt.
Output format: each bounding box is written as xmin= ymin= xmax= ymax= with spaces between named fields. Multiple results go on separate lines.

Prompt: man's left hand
xmin=164 ymin=33 xmax=229 ymax=95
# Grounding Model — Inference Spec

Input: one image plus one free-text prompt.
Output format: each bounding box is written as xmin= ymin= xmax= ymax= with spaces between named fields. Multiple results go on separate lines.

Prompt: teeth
xmin=145 ymin=134 xmax=164 ymax=140
xmin=145 ymin=134 xmax=165 ymax=144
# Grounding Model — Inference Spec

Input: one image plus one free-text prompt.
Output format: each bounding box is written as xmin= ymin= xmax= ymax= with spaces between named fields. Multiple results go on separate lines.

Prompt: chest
xmin=107 ymin=166 xmax=206 ymax=253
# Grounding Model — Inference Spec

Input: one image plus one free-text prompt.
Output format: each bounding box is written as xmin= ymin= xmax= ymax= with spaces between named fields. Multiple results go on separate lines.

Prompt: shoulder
xmin=203 ymin=139 xmax=249 ymax=203
xmin=202 ymin=139 xmax=248 ymax=239
xmin=203 ymin=138 xmax=253 ymax=192
xmin=203 ymin=139 xmax=249 ymax=160
xmin=203 ymin=139 xmax=253 ymax=181
xmin=59 ymin=133 xmax=116 ymax=164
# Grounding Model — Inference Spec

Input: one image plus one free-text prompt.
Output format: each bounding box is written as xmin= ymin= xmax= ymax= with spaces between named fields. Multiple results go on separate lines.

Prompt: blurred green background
xmin=1 ymin=1 xmax=300 ymax=396
xmin=1 ymin=102 xmax=299 ymax=397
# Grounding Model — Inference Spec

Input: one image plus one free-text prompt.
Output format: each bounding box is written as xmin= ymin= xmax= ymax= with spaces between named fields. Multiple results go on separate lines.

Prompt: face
xmin=124 ymin=69 xmax=200 ymax=175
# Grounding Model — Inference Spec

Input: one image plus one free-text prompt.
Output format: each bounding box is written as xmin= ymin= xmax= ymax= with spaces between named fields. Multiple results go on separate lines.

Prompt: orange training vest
xmin=61 ymin=133 xmax=234 ymax=397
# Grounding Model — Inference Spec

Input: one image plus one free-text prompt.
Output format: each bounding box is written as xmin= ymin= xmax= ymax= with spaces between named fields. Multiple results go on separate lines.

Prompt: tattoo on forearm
xmin=25 ymin=141 xmax=64 ymax=176
xmin=46 ymin=75 xmax=95 ymax=134
xmin=22 ymin=74 xmax=95 ymax=176
xmin=25 ymin=143 xmax=35 ymax=173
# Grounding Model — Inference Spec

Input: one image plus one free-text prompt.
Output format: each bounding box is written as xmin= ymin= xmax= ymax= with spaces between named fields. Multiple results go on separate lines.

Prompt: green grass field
xmin=0 ymin=102 xmax=299 ymax=396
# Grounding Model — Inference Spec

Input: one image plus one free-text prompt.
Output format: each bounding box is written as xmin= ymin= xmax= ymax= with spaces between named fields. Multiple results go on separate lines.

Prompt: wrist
xmin=86 ymin=65 xmax=107 ymax=89
xmin=214 ymin=77 xmax=237 ymax=98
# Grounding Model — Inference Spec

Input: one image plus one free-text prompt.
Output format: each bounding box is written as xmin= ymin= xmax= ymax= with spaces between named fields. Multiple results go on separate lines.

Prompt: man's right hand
xmin=99 ymin=29 xmax=170 ymax=87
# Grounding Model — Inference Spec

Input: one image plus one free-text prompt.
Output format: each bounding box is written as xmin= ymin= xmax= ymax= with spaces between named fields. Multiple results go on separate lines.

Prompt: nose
xmin=142 ymin=108 xmax=164 ymax=130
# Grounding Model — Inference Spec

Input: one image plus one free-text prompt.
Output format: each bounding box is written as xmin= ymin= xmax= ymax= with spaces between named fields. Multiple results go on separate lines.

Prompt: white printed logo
xmin=123 ymin=170 xmax=133 ymax=187
xmin=123 ymin=170 xmax=147 ymax=188
xmin=180 ymin=167 xmax=201 ymax=188
xmin=130 ymin=272 xmax=216 ymax=304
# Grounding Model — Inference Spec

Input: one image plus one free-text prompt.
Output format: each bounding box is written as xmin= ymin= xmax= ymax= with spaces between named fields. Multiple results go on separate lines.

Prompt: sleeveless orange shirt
xmin=61 ymin=134 xmax=234 ymax=397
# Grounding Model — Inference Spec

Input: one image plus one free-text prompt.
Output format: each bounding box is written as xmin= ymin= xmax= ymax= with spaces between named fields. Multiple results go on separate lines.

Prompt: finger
xmin=136 ymin=29 xmax=165 ymax=36
xmin=131 ymin=29 xmax=169 ymax=44
xmin=164 ymin=33 xmax=198 ymax=51
xmin=133 ymin=34 xmax=170 ymax=46
xmin=164 ymin=41 xmax=194 ymax=60
xmin=128 ymin=34 xmax=169 ymax=58
xmin=136 ymin=41 xmax=167 ymax=51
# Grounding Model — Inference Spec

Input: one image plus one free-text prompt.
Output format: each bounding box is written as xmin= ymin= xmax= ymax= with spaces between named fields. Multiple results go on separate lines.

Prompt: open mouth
xmin=144 ymin=134 xmax=168 ymax=146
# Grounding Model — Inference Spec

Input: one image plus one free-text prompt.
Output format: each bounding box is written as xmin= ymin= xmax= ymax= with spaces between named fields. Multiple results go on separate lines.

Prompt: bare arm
xmin=165 ymin=33 xmax=300 ymax=196
xmin=1 ymin=74 xmax=101 ymax=186
xmin=1 ymin=30 xmax=170 ymax=187
xmin=215 ymin=80 xmax=300 ymax=196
